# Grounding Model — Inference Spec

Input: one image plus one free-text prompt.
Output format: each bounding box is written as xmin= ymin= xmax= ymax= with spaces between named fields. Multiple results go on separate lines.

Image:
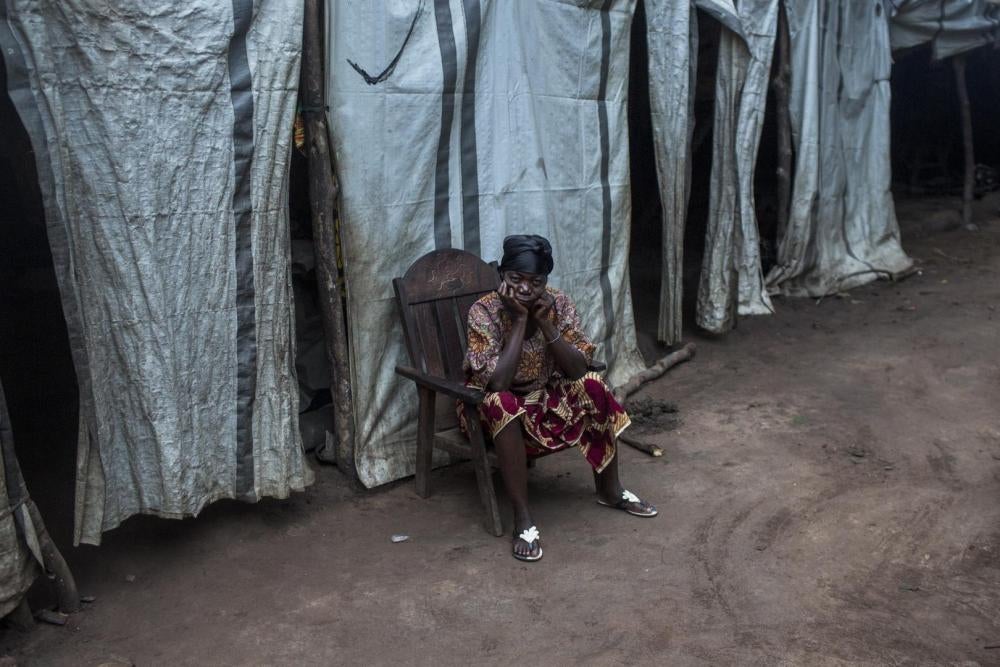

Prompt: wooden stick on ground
xmin=619 ymin=433 xmax=663 ymax=458
xmin=952 ymin=53 xmax=975 ymax=230
xmin=613 ymin=343 xmax=697 ymax=403
xmin=612 ymin=343 xmax=696 ymax=457
xmin=302 ymin=0 xmax=357 ymax=474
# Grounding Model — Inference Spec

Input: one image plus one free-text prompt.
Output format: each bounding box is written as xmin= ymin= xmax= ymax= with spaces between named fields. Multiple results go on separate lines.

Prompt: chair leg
xmin=463 ymin=405 xmax=503 ymax=537
xmin=414 ymin=386 xmax=436 ymax=498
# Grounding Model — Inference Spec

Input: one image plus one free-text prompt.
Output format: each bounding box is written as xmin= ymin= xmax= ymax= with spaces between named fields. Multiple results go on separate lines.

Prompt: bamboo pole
xmin=952 ymin=54 xmax=975 ymax=230
xmin=302 ymin=0 xmax=357 ymax=475
xmin=774 ymin=1 xmax=793 ymax=242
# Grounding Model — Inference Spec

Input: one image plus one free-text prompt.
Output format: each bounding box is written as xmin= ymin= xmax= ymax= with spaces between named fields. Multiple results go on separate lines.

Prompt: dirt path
xmin=5 ymin=196 xmax=1000 ymax=665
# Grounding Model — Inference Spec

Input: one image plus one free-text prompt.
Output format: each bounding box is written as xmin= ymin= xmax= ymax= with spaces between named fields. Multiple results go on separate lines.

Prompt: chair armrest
xmin=395 ymin=366 xmax=485 ymax=404
xmin=588 ymin=361 xmax=607 ymax=372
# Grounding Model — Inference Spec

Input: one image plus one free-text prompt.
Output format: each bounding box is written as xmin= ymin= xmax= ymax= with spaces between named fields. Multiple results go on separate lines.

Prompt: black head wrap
xmin=498 ymin=234 xmax=554 ymax=276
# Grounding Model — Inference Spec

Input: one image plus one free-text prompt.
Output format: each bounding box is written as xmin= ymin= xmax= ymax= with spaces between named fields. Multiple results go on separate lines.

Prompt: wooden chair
xmin=393 ymin=249 xmax=504 ymax=536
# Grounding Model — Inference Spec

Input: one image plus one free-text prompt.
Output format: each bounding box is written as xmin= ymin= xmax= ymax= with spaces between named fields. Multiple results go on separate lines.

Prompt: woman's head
xmin=498 ymin=234 xmax=553 ymax=305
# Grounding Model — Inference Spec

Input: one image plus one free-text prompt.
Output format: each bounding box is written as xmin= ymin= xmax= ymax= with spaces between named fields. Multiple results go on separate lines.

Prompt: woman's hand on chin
xmin=498 ymin=282 xmax=529 ymax=321
xmin=531 ymin=293 xmax=557 ymax=335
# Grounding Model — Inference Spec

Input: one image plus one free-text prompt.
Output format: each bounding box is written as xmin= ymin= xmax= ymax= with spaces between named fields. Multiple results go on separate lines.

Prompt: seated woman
xmin=460 ymin=234 xmax=656 ymax=562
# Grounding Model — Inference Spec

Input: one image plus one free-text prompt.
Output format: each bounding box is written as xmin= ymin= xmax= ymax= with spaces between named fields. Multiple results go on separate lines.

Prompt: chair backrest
xmin=393 ymin=249 xmax=500 ymax=385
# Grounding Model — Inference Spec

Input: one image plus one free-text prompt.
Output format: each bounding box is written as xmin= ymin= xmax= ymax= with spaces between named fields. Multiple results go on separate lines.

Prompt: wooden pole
xmin=302 ymin=0 xmax=357 ymax=475
xmin=952 ymin=54 xmax=976 ymax=230
xmin=774 ymin=1 xmax=793 ymax=242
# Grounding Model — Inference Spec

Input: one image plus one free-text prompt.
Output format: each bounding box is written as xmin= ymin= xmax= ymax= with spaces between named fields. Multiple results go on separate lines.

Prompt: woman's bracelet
xmin=544 ymin=331 xmax=561 ymax=345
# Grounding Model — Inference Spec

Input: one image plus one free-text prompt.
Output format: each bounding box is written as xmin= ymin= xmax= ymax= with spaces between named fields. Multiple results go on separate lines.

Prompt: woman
xmin=461 ymin=234 xmax=656 ymax=562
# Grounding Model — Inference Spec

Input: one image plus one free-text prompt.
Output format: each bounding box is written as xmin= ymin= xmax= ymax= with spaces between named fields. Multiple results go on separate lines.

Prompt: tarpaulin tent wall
xmin=0 ymin=0 xmax=313 ymax=545
xmin=891 ymin=0 xmax=1000 ymax=59
xmin=765 ymin=0 xmax=913 ymax=297
xmin=696 ymin=0 xmax=779 ymax=333
xmin=325 ymin=0 xmax=941 ymax=487
xmin=327 ymin=0 xmax=647 ymax=488
xmin=647 ymin=0 xmax=914 ymax=340
xmin=644 ymin=0 xmax=698 ymax=346
xmin=2 ymin=0 xmax=986 ymax=514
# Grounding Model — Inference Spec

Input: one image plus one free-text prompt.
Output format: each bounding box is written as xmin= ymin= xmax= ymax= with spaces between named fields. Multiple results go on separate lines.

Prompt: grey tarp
xmin=697 ymin=0 xmax=779 ymax=333
xmin=328 ymin=0 xmax=647 ymax=488
xmin=1 ymin=0 xmax=312 ymax=545
xmin=645 ymin=0 xmax=698 ymax=346
xmin=765 ymin=0 xmax=913 ymax=298
xmin=646 ymin=0 xmax=747 ymax=344
xmin=0 ymin=380 xmax=39 ymax=618
xmin=890 ymin=0 xmax=1000 ymax=59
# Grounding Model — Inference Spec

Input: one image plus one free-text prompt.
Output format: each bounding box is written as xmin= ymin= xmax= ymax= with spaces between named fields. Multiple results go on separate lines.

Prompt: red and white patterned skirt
xmin=459 ymin=372 xmax=630 ymax=473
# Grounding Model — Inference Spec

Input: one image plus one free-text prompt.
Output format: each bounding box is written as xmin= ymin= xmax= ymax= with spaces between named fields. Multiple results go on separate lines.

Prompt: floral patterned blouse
xmin=463 ymin=287 xmax=596 ymax=392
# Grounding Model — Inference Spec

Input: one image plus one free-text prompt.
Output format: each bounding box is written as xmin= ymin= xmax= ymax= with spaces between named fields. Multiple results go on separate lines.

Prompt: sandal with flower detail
xmin=512 ymin=525 xmax=543 ymax=562
xmin=597 ymin=489 xmax=658 ymax=517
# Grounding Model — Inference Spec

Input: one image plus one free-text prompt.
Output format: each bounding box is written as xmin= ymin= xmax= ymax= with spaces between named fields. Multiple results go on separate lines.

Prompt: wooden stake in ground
xmin=774 ymin=1 xmax=793 ymax=242
xmin=952 ymin=53 xmax=975 ymax=230
xmin=302 ymin=0 xmax=356 ymax=475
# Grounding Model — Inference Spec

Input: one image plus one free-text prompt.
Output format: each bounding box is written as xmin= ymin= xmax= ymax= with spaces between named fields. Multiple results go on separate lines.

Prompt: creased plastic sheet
xmin=1 ymin=0 xmax=312 ymax=545
xmin=646 ymin=0 xmax=698 ymax=346
xmin=766 ymin=0 xmax=913 ymax=298
xmin=0 ymin=381 xmax=38 ymax=618
xmin=890 ymin=0 xmax=1000 ymax=59
xmin=328 ymin=0 xmax=647 ymax=488
xmin=697 ymin=0 xmax=778 ymax=333
xmin=695 ymin=0 xmax=744 ymax=38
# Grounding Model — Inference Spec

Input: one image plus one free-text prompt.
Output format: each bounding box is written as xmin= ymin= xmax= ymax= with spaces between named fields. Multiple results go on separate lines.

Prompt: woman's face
xmin=502 ymin=270 xmax=547 ymax=306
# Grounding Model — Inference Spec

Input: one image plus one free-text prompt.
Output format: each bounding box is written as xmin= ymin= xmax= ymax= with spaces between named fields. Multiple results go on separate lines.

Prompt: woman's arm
xmin=486 ymin=283 xmax=529 ymax=392
xmin=532 ymin=295 xmax=588 ymax=381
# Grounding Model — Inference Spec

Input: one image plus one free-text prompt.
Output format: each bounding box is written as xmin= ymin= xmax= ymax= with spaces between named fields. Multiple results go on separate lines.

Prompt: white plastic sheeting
xmin=645 ymin=0 xmax=697 ymax=346
xmin=697 ymin=0 xmax=779 ymax=333
xmin=647 ymin=0 xmax=757 ymax=342
xmin=765 ymin=0 xmax=913 ymax=298
xmin=1 ymin=0 xmax=312 ymax=545
xmin=328 ymin=0 xmax=647 ymax=488
xmin=890 ymin=0 xmax=1000 ymax=59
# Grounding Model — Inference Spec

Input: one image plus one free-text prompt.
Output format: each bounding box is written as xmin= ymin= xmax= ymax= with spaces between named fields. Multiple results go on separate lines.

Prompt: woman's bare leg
xmin=593 ymin=447 xmax=624 ymax=502
xmin=594 ymin=445 xmax=657 ymax=515
xmin=492 ymin=421 xmax=540 ymax=559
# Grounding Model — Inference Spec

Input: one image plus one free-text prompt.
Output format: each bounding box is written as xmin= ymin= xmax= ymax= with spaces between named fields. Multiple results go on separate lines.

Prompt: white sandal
xmin=512 ymin=525 xmax=543 ymax=562
xmin=597 ymin=489 xmax=658 ymax=517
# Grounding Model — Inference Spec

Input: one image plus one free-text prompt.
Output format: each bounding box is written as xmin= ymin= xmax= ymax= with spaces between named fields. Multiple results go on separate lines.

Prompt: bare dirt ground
xmin=4 ymin=194 xmax=1000 ymax=666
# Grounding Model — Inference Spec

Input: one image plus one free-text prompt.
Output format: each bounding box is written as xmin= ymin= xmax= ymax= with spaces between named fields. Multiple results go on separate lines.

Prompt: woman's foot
xmin=512 ymin=516 xmax=543 ymax=561
xmin=597 ymin=488 xmax=658 ymax=517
